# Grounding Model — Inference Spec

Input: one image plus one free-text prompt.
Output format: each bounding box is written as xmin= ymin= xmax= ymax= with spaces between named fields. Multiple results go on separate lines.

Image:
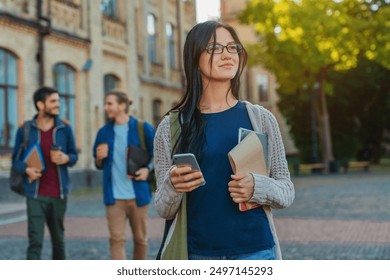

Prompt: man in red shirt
xmin=12 ymin=86 xmax=78 ymax=259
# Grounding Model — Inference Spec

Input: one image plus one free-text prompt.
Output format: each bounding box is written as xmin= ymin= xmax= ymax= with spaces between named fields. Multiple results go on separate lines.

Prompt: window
xmin=101 ymin=0 xmax=119 ymax=18
xmin=0 ymin=48 xmax=18 ymax=149
xmin=53 ymin=63 xmax=76 ymax=129
xmin=104 ymin=74 xmax=119 ymax=94
xmin=256 ymin=74 xmax=269 ymax=102
xmin=166 ymin=23 xmax=176 ymax=68
xmin=152 ymin=99 xmax=162 ymax=128
xmin=147 ymin=13 xmax=157 ymax=63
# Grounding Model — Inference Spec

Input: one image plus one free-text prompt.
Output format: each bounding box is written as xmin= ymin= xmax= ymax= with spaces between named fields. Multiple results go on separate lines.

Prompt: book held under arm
xmin=23 ymin=143 xmax=45 ymax=182
xmin=228 ymin=128 xmax=268 ymax=211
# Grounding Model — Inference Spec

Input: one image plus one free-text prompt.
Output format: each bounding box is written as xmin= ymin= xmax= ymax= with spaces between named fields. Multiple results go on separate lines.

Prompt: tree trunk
xmin=318 ymin=75 xmax=334 ymax=170
xmin=310 ymin=89 xmax=321 ymax=163
xmin=317 ymin=69 xmax=335 ymax=171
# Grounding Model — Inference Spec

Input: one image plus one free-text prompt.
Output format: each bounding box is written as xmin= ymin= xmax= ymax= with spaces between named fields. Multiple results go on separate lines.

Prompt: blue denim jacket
xmin=92 ymin=117 xmax=155 ymax=207
xmin=11 ymin=115 xmax=78 ymax=199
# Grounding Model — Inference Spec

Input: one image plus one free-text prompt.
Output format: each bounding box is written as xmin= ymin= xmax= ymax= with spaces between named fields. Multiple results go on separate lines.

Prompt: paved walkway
xmin=0 ymin=171 xmax=389 ymax=259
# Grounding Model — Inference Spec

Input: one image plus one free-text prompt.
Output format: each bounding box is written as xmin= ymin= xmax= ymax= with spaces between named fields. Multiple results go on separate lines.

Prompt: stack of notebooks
xmin=228 ymin=128 xmax=268 ymax=211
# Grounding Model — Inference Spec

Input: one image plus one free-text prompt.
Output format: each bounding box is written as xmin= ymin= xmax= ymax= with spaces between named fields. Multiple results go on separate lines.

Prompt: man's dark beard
xmin=44 ymin=111 xmax=58 ymax=118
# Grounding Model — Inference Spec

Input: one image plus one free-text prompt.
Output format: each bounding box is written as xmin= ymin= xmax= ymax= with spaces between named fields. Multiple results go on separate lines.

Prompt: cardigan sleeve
xmin=153 ymin=116 xmax=184 ymax=220
xmin=247 ymin=104 xmax=295 ymax=209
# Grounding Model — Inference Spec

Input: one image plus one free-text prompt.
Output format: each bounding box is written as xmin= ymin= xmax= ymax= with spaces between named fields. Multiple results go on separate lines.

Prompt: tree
xmin=239 ymin=0 xmax=390 ymax=168
xmin=278 ymin=57 xmax=390 ymax=164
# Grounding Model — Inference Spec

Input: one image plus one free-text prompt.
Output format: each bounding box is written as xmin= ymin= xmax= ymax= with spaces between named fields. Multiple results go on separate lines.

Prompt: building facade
xmin=0 ymin=0 xmax=196 ymax=175
xmin=220 ymin=0 xmax=298 ymax=157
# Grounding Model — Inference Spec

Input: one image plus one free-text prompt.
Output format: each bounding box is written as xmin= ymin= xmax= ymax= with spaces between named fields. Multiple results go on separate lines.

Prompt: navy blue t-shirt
xmin=187 ymin=101 xmax=274 ymax=256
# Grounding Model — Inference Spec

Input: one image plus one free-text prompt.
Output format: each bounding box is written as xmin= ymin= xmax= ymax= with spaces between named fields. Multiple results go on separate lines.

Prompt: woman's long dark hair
xmin=170 ymin=21 xmax=247 ymax=160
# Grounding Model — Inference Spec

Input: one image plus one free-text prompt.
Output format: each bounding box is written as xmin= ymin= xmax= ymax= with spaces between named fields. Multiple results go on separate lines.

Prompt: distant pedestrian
xmin=93 ymin=89 xmax=155 ymax=260
xmin=11 ymin=86 xmax=78 ymax=259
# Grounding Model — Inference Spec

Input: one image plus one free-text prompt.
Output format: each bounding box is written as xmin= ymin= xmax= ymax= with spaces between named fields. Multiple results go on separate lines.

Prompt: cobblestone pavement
xmin=0 ymin=171 xmax=389 ymax=260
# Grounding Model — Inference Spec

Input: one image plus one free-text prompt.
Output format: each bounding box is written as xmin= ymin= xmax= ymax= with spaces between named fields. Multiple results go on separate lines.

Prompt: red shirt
xmin=38 ymin=127 xmax=60 ymax=197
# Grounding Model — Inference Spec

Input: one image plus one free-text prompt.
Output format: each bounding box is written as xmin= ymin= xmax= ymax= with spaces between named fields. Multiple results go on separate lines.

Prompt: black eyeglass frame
xmin=204 ymin=43 xmax=243 ymax=54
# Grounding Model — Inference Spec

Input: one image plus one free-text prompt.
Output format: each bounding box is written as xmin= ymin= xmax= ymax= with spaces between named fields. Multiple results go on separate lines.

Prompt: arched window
xmin=166 ymin=23 xmax=176 ymax=68
xmin=103 ymin=74 xmax=120 ymax=94
xmin=53 ymin=63 xmax=76 ymax=128
xmin=101 ymin=0 xmax=119 ymax=18
xmin=147 ymin=13 xmax=157 ymax=64
xmin=0 ymin=48 xmax=18 ymax=149
xmin=152 ymin=99 xmax=162 ymax=128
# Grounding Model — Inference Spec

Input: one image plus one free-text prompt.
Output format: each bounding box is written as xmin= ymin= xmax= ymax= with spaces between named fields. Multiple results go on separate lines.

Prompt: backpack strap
xmin=22 ymin=120 xmax=32 ymax=149
xmin=169 ymin=110 xmax=180 ymax=154
xmin=137 ymin=120 xmax=146 ymax=150
xmin=16 ymin=120 xmax=31 ymax=159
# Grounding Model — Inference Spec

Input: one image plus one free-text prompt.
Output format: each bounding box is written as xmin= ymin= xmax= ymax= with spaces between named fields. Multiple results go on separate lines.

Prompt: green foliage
xmin=328 ymin=57 xmax=390 ymax=162
xmin=240 ymin=0 xmax=390 ymax=163
xmin=239 ymin=0 xmax=390 ymax=93
xmin=277 ymin=90 xmax=315 ymax=162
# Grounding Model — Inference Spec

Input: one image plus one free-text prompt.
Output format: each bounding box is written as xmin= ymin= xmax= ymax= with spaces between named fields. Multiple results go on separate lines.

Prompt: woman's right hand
xmin=169 ymin=165 xmax=205 ymax=193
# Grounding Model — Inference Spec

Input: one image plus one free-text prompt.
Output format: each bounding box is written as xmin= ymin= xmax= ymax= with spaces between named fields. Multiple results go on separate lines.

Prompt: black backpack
xmin=9 ymin=121 xmax=32 ymax=195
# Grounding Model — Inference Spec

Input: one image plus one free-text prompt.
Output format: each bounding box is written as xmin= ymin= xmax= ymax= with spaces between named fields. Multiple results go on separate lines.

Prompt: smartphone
xmin=173 ymin=153 xmax=205 ymax=186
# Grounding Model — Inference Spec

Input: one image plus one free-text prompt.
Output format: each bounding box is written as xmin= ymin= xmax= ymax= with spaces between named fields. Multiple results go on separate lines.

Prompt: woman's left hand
xmin=228 ymin=172 xmax=255 ymax=203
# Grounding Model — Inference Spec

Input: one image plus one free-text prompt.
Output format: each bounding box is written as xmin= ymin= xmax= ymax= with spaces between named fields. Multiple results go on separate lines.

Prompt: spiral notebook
xmin=228 ymin=128 xmax=268 ymax=211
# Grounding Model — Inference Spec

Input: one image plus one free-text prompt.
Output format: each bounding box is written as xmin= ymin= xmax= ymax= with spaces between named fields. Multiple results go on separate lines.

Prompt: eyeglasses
xmin=205 ymin=43 xmax=243 ymax=54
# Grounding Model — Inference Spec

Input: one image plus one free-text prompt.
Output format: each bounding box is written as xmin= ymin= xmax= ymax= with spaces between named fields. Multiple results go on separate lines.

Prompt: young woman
xmin=154 ymin=21 xmax=294 ymax=260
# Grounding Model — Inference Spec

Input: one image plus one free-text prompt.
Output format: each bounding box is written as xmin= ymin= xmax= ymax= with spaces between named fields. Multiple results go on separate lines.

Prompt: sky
xmin=196 ymin=0 xmax=221 ymax=23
